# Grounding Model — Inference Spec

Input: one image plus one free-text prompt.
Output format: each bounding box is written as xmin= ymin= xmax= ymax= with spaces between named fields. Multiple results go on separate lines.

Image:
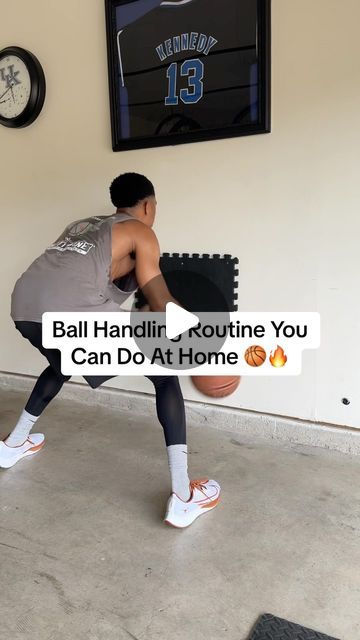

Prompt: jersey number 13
xmin=165 ymin=58 xmax=204 ymax=106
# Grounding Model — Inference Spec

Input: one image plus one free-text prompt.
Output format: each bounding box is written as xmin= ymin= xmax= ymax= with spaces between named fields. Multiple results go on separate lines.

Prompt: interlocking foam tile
xmin=248 ymin=614 xmax=340 ymax=640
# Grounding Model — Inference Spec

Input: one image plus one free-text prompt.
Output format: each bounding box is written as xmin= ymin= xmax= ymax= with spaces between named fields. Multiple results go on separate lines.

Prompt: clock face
xmin=0 ymin=55 xmax=31 ymax=119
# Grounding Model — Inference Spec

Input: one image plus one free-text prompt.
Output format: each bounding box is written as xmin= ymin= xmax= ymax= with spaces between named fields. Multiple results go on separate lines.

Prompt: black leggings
xmin=14 ymin=321 xmax=186 ymax=447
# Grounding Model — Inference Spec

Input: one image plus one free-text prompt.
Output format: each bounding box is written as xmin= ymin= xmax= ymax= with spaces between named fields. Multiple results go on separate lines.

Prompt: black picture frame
xmin=105 ymin=0 xmax=271 ymax=152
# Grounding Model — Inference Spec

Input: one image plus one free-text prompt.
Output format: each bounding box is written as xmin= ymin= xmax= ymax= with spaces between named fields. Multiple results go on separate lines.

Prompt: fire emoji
xmin=269 ymin=345 xmax=287 ymax=368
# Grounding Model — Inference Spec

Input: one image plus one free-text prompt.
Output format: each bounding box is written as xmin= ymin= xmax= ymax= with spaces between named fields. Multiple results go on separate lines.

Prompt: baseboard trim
xmin=1 ymin=371 xmax=358 ymax=456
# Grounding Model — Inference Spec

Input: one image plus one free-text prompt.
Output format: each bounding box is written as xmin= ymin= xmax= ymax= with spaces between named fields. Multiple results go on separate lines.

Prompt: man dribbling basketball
xmin=2 ymin=173 xmax=220 ymax=528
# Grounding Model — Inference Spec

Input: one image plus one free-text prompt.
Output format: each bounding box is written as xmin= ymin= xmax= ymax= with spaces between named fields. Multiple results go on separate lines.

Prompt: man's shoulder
xmin=115 ymin=218 xmax=156 ymax=240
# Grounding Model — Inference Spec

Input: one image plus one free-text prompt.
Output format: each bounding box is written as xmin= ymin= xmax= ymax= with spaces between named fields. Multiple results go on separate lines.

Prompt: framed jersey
xmin=105 ymin=0 xmax=271 ymax=151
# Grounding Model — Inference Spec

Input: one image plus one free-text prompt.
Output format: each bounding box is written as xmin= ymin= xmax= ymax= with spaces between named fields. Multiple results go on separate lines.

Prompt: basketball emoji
xmin=244 ymin=345 xmax=266 ymax=367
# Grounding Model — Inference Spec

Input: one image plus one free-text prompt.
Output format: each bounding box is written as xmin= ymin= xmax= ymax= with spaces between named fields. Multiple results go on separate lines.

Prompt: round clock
xmin=0 ymin=46 xmax=46 ymax=128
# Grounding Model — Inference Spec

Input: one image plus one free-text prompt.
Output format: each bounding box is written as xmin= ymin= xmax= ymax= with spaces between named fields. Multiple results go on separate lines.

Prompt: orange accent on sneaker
xmin=27 ymin=441 xmax=44 ymax=453
xmin=200 ymin=497 xmax=220 ymax=509
xmin=189 ymin=478 xmax=210 ymax=499
xmin=188 ymin=479 xmax=220 ymax=508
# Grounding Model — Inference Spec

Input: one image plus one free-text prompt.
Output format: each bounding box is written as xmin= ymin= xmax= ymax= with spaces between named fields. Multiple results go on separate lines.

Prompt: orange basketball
xmin=191 ymin=375 xmax=241 ymax=398
xmin=244 ymin=345 xmax=266 ymax=367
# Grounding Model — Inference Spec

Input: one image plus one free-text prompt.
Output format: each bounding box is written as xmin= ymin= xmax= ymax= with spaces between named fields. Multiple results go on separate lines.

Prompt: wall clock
xmin=0 ymin=46 xmax=46 ymax=128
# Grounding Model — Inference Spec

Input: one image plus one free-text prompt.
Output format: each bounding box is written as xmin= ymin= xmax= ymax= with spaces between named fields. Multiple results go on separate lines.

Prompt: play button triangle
xmin=166 ymin=302 xmax=199 ymax=340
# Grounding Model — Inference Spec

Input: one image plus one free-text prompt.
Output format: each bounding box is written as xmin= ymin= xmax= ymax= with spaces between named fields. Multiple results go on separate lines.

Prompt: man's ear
xmin=143 ymin=199 xmax=150 ymax=217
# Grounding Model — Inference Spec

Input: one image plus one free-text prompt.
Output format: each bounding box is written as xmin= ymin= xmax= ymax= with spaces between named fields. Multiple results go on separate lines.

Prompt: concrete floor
xmin=1 ymin=387 xmax=360 ymax=640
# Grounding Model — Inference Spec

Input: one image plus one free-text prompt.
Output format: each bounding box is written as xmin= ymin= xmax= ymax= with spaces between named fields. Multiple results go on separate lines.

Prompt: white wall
xmin=1 ymin=0 xmax=359 ymax=428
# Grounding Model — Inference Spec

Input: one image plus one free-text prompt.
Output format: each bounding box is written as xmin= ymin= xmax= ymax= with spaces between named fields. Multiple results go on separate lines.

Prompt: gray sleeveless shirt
xmin=11 ymin=212 xmax=138 ymax=322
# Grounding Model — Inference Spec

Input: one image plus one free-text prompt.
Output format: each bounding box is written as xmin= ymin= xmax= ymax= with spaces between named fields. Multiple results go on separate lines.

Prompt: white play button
xmin=166 ymin=302 xmax=199 ymax=340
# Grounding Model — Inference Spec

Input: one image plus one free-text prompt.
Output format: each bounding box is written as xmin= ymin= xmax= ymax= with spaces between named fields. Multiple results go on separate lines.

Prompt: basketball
xmin=244 ymin=345 xmax=266 ymax=367
xmin=191 ymin=376 xmax=241 ymax=398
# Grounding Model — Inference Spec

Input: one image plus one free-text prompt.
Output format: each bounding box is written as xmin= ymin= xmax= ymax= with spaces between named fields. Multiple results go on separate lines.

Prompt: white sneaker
xmin=0 ymin=434 xmax=45 ymax=469
xmin=164 ymin=478 xmax=221 ymax=528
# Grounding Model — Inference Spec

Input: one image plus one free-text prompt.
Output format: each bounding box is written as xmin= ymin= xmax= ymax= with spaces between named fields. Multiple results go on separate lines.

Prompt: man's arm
xmin=133 ymin=225 xmax=178 ymax=312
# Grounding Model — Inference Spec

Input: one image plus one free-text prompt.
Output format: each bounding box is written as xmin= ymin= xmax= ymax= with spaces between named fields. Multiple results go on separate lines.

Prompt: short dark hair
xmin=109 ymin=172 xmax=155 ymax=208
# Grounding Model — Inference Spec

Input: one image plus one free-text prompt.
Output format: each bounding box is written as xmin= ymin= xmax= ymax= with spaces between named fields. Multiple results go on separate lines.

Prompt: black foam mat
xmin=248 ymin=614 xmax=340 ymax=640
xmin=135 ymin=252 xmax=239 ymax=312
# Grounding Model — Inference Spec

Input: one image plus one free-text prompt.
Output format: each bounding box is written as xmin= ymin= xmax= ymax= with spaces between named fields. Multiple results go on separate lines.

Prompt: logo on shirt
xmin=67 ymin=217 xmax=105 ymax=236
xmin=68 ymin=221 xmax=93 ymax=236
xmin=47 ymin=237 xmax=95 ymax=255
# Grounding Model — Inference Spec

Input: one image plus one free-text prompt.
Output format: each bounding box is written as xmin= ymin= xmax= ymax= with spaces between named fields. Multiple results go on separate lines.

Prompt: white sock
xmin=5 ymin=409 xmax=39 ymax=447
xmin=167 ymin=444 xmax=191 ymax=501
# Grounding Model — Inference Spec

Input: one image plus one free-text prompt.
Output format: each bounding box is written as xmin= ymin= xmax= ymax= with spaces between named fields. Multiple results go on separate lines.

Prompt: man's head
xmin=109 ymin=172 xmax=157 ymax=227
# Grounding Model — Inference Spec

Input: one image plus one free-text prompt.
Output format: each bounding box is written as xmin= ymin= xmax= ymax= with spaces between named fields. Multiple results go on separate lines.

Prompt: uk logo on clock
xmin=0 ymin=46 xmax=46 ymax=128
